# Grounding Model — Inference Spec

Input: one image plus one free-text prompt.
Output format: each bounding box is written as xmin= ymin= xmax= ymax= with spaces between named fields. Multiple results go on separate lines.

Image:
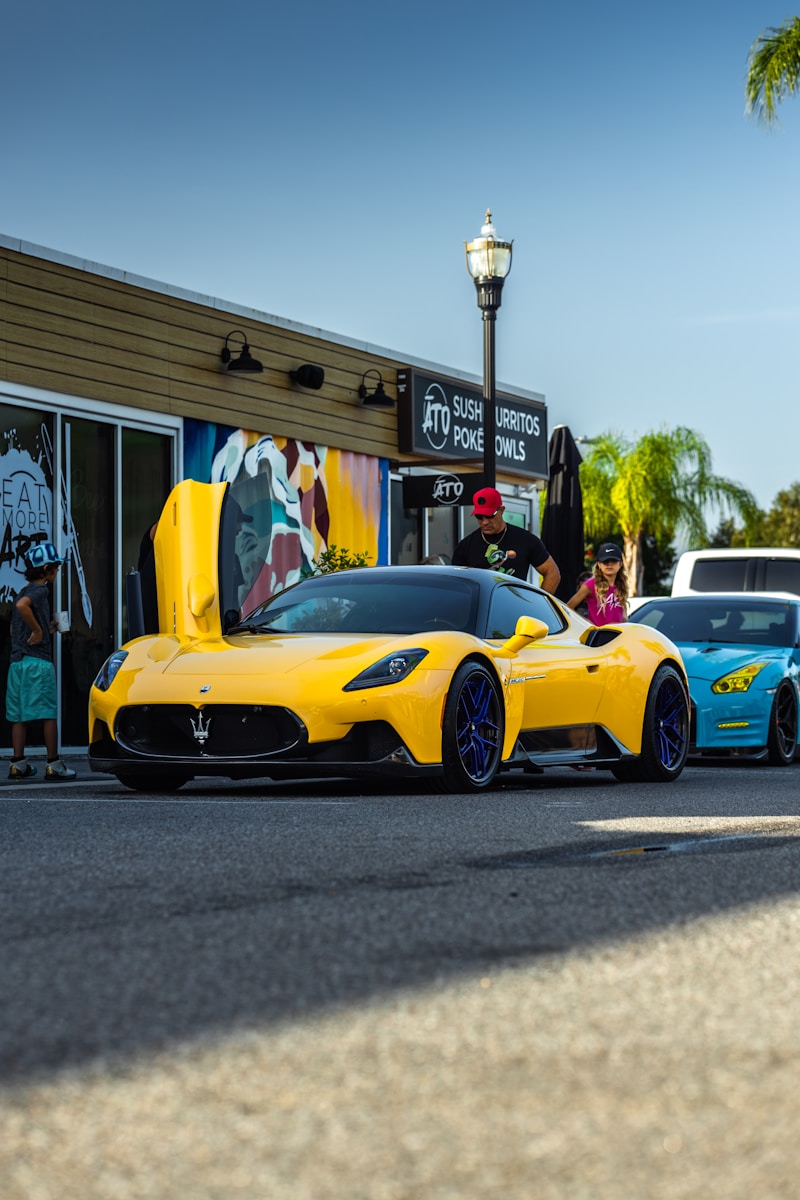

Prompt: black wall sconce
xmin=358 ymin=369 xmax=394 ymax=408
xmin=220 ymin=330 xmax=264 ymax=373
xmin=290 ymin=364 xmax=325 ymax=390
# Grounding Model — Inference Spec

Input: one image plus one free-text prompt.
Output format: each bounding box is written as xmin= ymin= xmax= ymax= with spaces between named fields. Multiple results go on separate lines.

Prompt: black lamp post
xmin=465 ymin=210 xmax=513 ymax=489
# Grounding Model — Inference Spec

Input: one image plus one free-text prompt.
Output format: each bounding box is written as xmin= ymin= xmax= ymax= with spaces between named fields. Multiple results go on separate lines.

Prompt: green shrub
xmin=303 ymin=545 xmax=371 ymax=576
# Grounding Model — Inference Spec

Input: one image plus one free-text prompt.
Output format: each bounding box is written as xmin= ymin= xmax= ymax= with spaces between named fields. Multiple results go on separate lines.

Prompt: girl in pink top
xmin=567 ymin=542 xmax=629 ymax=625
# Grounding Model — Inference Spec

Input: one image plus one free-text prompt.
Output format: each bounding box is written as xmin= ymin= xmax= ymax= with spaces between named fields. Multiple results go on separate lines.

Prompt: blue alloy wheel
xmin=441 ymin=662 xmax=504 ymax=792
xmin=654 ymin=670 xmax=689 ymax=771
xmin=612 ymin=663 xmax=689 ymax=783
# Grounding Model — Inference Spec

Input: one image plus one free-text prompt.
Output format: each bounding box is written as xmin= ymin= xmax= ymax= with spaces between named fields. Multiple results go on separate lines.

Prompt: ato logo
xmin=431 ymin=474 xmax=463 ymax=505
xmin=421 ymin=383 xmax=451 ymax=452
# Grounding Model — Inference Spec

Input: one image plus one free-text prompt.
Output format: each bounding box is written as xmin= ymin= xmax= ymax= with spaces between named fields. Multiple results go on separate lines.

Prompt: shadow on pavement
xmin=2 ymin=762 xmax=799 ymax=1082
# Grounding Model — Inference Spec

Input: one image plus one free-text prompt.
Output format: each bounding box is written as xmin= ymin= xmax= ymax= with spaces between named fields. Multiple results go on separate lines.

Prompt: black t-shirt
xmin=11 ymin=581 xmax=53 ymax=663
xmin=453 ymin=524 xmax=551 ymax=579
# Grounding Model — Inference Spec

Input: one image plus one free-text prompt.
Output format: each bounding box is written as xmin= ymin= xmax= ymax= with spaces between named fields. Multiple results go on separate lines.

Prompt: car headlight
xmin=94 ymin=650 xmax=128 ymax=691
xmin=711 ymin=661 xmax=769 ymax=694
xmin=343 ymin=648 xmax=429 ymax=691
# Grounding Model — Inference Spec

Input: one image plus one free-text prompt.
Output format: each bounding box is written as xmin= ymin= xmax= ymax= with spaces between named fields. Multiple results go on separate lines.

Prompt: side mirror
xmin=492 ymin=615 xmax=550 ymax=659
xmin=187 ymin=574 xmax=216 ymax=632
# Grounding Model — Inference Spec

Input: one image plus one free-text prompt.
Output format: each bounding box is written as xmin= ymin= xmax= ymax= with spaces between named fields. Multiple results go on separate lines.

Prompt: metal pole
xmin=482 ymin=306 xmax=497 ymax=489
xmin=475 ymin=277 xmax=504 ymax=490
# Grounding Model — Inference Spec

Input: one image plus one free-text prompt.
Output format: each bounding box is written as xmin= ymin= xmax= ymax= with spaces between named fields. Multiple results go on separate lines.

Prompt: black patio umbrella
xmin=540 ymin=424 xmax=585 ymax=603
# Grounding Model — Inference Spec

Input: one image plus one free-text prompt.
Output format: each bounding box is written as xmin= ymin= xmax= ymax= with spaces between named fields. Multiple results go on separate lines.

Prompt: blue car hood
xmin=679 ymin=642 xmax=785 ymax=682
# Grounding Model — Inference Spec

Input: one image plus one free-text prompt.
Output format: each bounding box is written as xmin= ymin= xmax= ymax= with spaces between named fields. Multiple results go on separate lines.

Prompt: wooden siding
xmin=0 ymin=245 xmax=417 ymax=461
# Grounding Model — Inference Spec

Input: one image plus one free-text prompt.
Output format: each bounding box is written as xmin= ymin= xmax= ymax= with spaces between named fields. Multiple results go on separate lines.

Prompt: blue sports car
xmin=630 ymin=594 xmax=800 ymax=765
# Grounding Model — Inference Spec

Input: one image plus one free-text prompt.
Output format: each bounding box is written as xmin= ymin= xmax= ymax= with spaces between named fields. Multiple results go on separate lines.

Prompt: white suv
xmin=671 ymin=548 xmax=800 ymax=597
xmin=628 ymin=548 xmax=800 ymax=615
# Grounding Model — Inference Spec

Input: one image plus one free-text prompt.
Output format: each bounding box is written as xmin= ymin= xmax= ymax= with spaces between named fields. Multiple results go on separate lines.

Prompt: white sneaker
xmin=45 ymin=759 xmax=77 ymax=780
xmin=8 ymin=760 xmax=37 ymax=781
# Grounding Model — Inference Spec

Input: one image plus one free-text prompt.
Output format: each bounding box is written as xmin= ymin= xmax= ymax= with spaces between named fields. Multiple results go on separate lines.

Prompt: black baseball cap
xmin=597 ymin=542 xmax=622 ymax=562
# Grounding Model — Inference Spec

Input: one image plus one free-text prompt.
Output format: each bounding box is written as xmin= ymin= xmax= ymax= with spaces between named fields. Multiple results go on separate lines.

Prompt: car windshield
xmin=631 ymin=599 xmax=796 ymax=648
xmin=233 ymin=573 xmax=481 ymax=635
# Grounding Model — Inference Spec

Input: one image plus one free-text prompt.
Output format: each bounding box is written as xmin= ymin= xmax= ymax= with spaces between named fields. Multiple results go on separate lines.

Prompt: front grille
xmin=114 ymin=704 xmax=304 ymax=759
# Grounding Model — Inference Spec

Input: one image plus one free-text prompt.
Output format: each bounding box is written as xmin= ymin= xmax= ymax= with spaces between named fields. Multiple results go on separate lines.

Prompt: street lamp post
xmin=465 ymin=210 xmax=513 ymax=490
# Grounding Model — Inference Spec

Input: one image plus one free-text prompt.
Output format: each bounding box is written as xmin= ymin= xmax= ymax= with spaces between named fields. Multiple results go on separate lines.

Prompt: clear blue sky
xmin=4 ymin=1 xmax=798 ymax=514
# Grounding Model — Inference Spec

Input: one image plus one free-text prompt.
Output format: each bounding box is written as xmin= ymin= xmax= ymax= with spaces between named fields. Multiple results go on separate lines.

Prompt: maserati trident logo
xmin=190 ymin=709 xmax=212 ymax=744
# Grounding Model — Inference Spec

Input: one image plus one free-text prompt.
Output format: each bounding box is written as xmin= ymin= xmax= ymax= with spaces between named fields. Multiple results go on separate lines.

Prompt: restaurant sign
xmin=401 ymin=470 xmax=486 ymax=509
xmin=397 ymin=367 xmax=548 ymax=480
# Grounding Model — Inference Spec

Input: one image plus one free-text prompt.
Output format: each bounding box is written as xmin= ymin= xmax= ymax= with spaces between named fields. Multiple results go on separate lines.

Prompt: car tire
xmin=441 ymin=662 xmax=504 ymax=793
xmin=611 ymin=664 xmax=689 ymax=784
xmin=116 ymin=773 xmax=190 ymax=793
xmin=767 ymin=681 xmax=798 ymax=766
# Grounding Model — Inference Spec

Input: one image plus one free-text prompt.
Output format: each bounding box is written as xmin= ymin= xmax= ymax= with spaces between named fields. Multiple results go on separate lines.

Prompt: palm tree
xmin=579 ymin=428 xmax=759 ymax=595
xmin=746 ymin=17 xmax=800 ymax=123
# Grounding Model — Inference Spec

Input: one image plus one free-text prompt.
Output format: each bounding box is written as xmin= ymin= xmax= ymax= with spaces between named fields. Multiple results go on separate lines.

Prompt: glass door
xmin=120 ymin=428 xmax=174 ymax=639
xmin=59 ymin=419 xmax=176 ymax=747
xmin=59 ymin=418 xmax=116 ymax=747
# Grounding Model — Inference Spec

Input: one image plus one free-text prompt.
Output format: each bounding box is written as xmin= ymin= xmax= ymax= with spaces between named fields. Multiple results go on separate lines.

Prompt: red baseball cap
xmin=471 ymin=486 xmax=504 ymax=516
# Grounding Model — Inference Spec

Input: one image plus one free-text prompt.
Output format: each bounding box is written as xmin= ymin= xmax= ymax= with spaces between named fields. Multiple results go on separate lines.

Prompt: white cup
xmin=56 ymin=611 xmax=70 ymax=633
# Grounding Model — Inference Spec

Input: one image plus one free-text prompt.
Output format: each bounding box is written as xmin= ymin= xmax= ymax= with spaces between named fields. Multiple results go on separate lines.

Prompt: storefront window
xmin=426 ymin=506 xmax=457 ymax=564
xmin=0 ymin=398 xmax=177 ymax=750
xmin=390 ymin=478 xmax=419 ymax=564
xmin=0 ymin=407 xmax=56 ymax=750
xmin=121 ymin=428 xmax=173 ymax=637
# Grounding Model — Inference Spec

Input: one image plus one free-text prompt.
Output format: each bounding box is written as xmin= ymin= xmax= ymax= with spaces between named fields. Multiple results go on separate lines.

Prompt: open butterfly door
xmin=152 ymin=479 xmax=234 ymax=639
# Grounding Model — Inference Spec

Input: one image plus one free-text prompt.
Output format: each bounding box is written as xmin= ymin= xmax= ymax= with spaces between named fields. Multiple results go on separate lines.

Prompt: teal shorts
xmin=5 ymin=657 xmax=57 ymax=723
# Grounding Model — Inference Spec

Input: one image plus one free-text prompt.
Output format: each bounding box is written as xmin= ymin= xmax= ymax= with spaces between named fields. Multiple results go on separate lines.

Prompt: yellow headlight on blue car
xmin=711 ymin=661 xmax=768 ymax=694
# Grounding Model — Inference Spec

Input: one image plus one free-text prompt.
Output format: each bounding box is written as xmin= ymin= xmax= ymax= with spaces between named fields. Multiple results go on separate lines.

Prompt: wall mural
xmin=0 ymin=433 xmax=52 ymax=603
xmin=184 ymin=419 xmax=388 ymax=612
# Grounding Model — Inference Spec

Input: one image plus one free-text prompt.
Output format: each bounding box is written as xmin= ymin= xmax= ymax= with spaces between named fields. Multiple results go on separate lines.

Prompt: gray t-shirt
xmin=10 ymin=581 xmax=53 ymax=663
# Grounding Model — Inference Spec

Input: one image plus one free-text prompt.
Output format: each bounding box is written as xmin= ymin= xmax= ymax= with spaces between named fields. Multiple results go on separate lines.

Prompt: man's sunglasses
xmin=475 ymin=509 xmax=501 ymax=521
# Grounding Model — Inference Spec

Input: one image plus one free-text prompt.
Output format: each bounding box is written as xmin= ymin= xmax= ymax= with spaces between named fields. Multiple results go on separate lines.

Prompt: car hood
xmin=679 ymin=642 xmax=787 ymax=683
xmin=158 ymin=632 xmax=444 ymax=676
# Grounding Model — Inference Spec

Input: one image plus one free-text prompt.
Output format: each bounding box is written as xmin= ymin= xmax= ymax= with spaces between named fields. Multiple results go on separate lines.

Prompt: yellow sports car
xmin=89 ymin=481 xmax=690 ymax=793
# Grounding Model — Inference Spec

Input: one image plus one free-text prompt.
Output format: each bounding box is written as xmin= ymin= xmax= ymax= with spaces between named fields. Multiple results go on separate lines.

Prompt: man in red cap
xmin=453 ymin=486 xmax=561 ymax=593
